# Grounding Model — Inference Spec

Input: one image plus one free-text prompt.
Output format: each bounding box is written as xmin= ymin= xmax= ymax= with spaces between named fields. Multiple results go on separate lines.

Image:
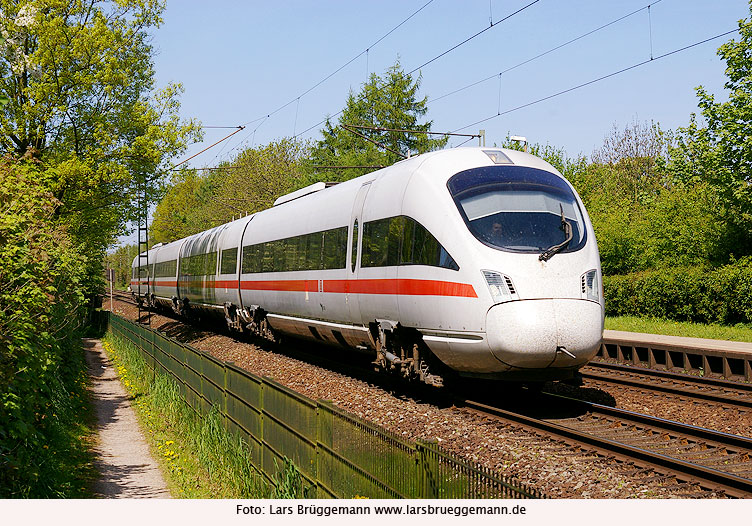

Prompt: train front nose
xmin=486 ymin=299 xmax=602 ymax=369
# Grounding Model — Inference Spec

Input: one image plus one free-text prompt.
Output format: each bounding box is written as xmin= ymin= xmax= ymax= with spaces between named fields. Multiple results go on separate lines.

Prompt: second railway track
xmin=463 ymin=393 xmax=752 ymax=498
xmin=581 ymin=361 xmax=752 ymax=410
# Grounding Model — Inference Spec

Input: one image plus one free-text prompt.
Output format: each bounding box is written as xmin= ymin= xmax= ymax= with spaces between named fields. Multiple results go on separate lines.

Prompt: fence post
xmin=149 ymin=328 xmax=156 ymax=383
xmin=417 ymin=441 xmax=438 ymax=498
xmin=222 ymin=362 xmax=229 ymax=432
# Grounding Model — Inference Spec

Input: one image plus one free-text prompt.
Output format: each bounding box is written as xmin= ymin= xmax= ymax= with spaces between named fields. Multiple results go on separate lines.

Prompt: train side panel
xmin=214 ymin=216 xmax=254 ymax=310
xmin=238 ymin=180 xmax=361 ymax=330
xmin=150 ymin=240 xmax=183 ymax=307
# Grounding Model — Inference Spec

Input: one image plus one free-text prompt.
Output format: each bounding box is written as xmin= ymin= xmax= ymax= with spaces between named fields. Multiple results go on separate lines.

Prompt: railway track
xmin=462 ymin=393 xmax=752 ymax=498
xmin=581 ymin=361 xmax=752 ymax=410
xmin=109 ymin=294 xmax=752 ymax=496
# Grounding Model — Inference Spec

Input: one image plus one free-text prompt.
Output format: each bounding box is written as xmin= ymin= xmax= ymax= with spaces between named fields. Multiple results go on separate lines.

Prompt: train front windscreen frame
xmin=446 ymin=165 xmax=587 ymax=254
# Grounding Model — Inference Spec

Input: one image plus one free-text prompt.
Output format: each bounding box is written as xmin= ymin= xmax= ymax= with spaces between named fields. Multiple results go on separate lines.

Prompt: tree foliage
xmin=0 ymin=162 xmax=89 ymax=495
xmin=150 ymin=139 xmax=309 ymax=244
xmin=670 ymin=6 xmax=752 ymax=242
xmin=208 ymin=138 xmax=310 ymax=224
xmin=308 ymin=61 xmax=447 ymax=181
xmin=0 ymin=1 xmax=201 ymax=494
xmin=150 ymin=169 xmax=219 ymax=244
xmin=0 ymin=0 xmax=200 ymax=295
xmin=105 ymin=243 xmax=139 ymax=289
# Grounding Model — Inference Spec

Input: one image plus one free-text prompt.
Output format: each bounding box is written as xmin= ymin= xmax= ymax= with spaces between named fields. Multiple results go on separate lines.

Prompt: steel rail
xmin=462 ymin=396 xmax=752 ymax=498
xmin=549 ymin=393 xmax=752 ymax=452
xmin=583 ymin=361 xmax=752 ymax=409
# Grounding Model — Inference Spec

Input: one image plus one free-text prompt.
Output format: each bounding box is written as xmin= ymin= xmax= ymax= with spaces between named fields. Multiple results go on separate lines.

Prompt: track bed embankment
xmin=106 ymin=293 xmax=744 ymax=498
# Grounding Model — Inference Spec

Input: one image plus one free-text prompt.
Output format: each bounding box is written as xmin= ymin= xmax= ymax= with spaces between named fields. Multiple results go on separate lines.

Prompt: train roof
xmin=132 ymin=147 xmax=565 ymax=266
xmin=269 ymin=147 xmax=563 ymax=208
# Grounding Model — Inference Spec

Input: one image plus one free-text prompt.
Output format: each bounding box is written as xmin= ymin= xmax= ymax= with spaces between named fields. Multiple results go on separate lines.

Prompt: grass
xmin=605 ymin=315 xmax=752 ymax=343
xmin=101 ymin=332 xmax=310 ymax=498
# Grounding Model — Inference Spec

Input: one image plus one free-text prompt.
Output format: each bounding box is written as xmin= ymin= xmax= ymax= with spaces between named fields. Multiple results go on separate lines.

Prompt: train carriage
xmin=133 ymin=147 xmax=604 ymax=385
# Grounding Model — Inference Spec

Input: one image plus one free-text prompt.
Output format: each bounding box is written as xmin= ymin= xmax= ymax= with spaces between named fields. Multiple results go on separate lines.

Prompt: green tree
xmin=150 ymin=139 xmax=310 ymax=243
xmin=0 ymin=0 xmax=200 ymax=295
xmin=207 ymin=138 xmax=310 ymax=223
xmin=150 ymin=169 xmax=220 ymax=243
xmin=590 ymin=120 xmax=673 ymax=204
xmin=105 ymin=243 xmax=139 ymax=289
xmin=670 ymin=4 xmax=752 ymax=249
xmin=0 ymin=162 xmax=88 ymax=495
xmin=309 ymin=61 xmax=448 ymax=181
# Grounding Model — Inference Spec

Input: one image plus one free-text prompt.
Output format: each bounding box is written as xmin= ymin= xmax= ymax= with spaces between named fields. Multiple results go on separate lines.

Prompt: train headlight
xmin=581 ymin=269 xmax=599 ymax=302
xmin=482 ymin=270 xmax=517 ymax=304
xmin=483 ymin=149 xmax=513 ymax=164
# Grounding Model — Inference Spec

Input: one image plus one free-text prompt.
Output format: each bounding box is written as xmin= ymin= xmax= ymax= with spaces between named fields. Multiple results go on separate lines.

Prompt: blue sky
xmin=151 ymin=0 xmax=750 ymax=168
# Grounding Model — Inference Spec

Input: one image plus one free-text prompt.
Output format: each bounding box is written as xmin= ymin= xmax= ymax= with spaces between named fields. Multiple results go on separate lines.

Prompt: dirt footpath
xmin=84 ymin=338 xmax=171 ymax=498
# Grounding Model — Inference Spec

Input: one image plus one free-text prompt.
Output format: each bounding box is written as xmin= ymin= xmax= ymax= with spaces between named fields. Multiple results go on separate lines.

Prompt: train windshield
xmin=447 ymin=166 xmax=587 ymax=254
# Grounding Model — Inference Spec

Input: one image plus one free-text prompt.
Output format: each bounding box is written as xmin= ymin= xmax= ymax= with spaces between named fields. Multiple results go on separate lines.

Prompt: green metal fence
xmin=107 ymin=313 xmax=543 ymax=499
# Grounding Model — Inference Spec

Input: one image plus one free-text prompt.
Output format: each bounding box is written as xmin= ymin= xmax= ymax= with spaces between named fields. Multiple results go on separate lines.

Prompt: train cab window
xmin=361 ymin=216 xmax=458 ymax=270
xmin=447 ymin=165 xmax=587 ymax=254
xmin=220 ymin=248 xmax=238 ymax=275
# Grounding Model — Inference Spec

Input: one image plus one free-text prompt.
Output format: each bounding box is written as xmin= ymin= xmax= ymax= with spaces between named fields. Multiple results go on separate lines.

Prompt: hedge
xmin=603 ymin=257 xmax=752 ymax=325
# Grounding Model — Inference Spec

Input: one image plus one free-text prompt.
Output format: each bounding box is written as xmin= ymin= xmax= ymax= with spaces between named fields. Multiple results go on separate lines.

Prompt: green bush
xmin=0 ymin=165 xmax=92 ymax=496
xmin=604 ymin=257 xmax=752 ymax=325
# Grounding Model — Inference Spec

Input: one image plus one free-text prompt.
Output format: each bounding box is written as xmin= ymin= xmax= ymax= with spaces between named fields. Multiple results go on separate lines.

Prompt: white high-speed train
xmin=132 ymin=147 xmax=604 ymax=386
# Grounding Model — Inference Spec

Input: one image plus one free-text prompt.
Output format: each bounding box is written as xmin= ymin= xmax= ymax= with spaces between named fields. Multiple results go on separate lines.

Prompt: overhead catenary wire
xmin=294 ymin=0 xmax=542 ymax=141
xmin=451 ymin=26 xmax=742 ymax=134
xmin=169 ymin=126 xmax=245 ymax=170
xmin=406 ymin=0 xmax=540 ymax=76
xmin=339 ymin=124 xmax=482 ymax=159
xmin=237 ymin=0 xmax=437 ymax=130
xmin=209 ymin=1 xmax=437 ymax=165
xmin=342 ymin=124 xmax=406 ymax=159
xmin=648 ymin=4 xmax=655 ymax=60
xmin=343 ymin=124 xmax=479 ymax=138
xmin=432 ymin=0 xmax=663 ymax=105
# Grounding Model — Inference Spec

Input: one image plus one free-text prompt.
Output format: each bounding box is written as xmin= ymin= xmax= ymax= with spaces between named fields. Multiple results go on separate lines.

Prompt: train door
xmin=347 ymin=182 xmax=371 ymax=324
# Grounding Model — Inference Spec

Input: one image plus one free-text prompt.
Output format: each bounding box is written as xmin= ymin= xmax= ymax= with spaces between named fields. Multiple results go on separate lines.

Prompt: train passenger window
xmin=362 ymin=218 xmax=390 ymax=267
xmin=207 ymin=251 xmax=218 ymax=275
xmin=361 ymin=216 xmax=458 ymax=270
xmin=239 ymin=225 xmax=348 ymax=274
xmin=241 ymin=244 xmax=258 ymax=274
xmin=307 ymin=232 xmax=322 ymax=270
xmin=322 ymin=227 xmax=347 ymax=270
xmin=270 ymin=239 xmax=285 ymax=272
xmin=179 ymin=252 xmax=218 ymax=277
xmin=259 ymin=242 xmax=271 ymax=273
xmin=154 ymin=259 xmax=177 ymax=278
xmin=220 ymin=248 xmax=237 ymax=275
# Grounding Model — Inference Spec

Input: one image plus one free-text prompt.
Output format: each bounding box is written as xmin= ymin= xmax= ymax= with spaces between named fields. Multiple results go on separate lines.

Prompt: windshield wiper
xmin=539 ymin=204 xmax=573 ymax=262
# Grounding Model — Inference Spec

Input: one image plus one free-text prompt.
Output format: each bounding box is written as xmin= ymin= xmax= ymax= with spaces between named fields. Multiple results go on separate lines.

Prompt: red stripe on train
xmin=240 ymin=278 xmax=477 ymax=298
xmin=323 ymin=278 xmax=477 ymax=298
xmin=240 ymin=279 xmax=318 ymax=292
xmin=133 ymin=278 xmax=477 ymax=298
